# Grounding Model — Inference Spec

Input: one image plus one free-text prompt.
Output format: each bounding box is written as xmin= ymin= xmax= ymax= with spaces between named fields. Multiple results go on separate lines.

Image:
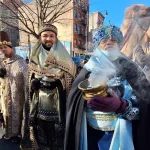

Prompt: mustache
xmin=45 ymin=40 xmax=53 ymax=44
xmin=104 ymin=44 xmax=114 ymax=48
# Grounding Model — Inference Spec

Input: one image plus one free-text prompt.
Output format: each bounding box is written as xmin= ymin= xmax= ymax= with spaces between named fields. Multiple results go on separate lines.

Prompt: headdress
xmin=0 ymin=31 xmax=12 ymax=47
xmin=92 ymin=24 xmax=123 ymax=49
xmin=38 ymin=23 xmax=58 ymax=35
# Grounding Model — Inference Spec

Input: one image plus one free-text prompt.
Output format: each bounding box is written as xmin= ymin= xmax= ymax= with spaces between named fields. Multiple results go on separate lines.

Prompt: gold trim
xmin=0 ymin=41 xmax=12 ymax=46
xmin=87 ymin=113 xmax=118 ymax=121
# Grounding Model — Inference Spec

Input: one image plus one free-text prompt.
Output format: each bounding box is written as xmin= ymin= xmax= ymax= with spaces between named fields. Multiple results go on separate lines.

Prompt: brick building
xmin=19 ymin=0 xmax=89 ymax=56
xmin=88 ymin=11 xmax=105 ymax=41
xmin=71 ymin=0 xmax=89 ymax=56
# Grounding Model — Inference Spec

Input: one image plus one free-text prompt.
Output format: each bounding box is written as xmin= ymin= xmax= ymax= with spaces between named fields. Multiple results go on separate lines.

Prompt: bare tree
xmin=0 ymin=0 xmax=72 ymax=39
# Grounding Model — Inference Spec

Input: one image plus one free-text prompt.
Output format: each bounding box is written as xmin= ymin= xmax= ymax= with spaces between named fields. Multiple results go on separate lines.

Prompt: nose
xmin=106 ymin=39 xmax=114 ymax=45
xmin=46 ymin=36 xmax=51 ymax=41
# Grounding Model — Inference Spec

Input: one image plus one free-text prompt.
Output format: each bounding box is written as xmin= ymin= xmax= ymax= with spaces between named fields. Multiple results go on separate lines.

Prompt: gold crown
xmin=0 ymin=41 xmax=12 ymax=46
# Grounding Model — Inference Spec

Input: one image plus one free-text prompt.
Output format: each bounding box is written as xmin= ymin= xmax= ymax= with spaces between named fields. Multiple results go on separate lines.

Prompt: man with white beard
xmin=64 ymin=24 xmax=150 ymax=150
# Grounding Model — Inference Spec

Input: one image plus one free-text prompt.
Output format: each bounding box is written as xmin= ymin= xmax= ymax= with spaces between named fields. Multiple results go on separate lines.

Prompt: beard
xmin=101 ymin=49 xmax=122 ymax=61
xmin=42 ymin=42 xmax=53 ymax=51
xmin=104 ymin=43 xmax=120 ymax=51
xmin=4 ymin=53 xmax=11 ymax=58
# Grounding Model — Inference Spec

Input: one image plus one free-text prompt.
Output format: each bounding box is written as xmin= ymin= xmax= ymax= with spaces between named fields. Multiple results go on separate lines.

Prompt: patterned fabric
xmin=93 ymin=25 xmax=123 ymax=49
xmin=21 ymin=39 xmax=76 ymax=150
xmin=0 ymin=54 xmax=28 ymax=138
xmin=30 ymin=39 xmax=76 ymax=95
xmin=34 ymin=119 xmax=64 ymax=150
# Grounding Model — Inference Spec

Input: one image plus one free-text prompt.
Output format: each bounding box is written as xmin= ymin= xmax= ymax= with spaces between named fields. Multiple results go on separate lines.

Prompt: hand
xmin=87 ymin=94 xmax=127 ymax=113
xmin=0 ymin=68 xmax=6 ymax=78
xmin=31 ymin=79 xmax=41 ymax=91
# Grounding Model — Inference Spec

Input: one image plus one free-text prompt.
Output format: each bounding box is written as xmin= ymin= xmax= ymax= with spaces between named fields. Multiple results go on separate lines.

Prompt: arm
xmin=29 ymin=92 xmax=39 ymax=126
xmin=134 ymin=45 xmax=150 ymax=67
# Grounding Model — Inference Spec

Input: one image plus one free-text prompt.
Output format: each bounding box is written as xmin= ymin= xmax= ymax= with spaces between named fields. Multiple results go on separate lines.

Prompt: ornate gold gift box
xmin=78 ymin=79 xmax=108 ymax=101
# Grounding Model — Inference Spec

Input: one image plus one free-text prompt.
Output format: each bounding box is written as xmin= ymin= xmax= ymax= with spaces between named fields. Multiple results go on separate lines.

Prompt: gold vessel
xmin=78 ymin=79 xmax=108 ymax=101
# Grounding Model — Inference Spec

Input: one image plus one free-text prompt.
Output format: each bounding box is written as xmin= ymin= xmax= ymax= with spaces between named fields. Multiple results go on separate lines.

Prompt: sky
xmin=89 ymin=0 xmax=150 ymax=27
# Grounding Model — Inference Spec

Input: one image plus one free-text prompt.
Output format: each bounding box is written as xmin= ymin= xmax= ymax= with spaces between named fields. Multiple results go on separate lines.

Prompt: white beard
xmin=100 ymin=49 xmax=122 ymax=61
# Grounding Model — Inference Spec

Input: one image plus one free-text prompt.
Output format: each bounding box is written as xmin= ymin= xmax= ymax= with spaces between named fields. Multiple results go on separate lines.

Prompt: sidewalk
xmin=0 ymin=128 xmax=21 ymax=150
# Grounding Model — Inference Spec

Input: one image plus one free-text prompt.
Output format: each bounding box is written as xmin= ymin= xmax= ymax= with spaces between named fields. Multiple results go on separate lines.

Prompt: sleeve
xmin=114 ymin=57 xmax=150 ymax=120
xmin=133 ymin=45 xmax=150 ymax=67
xmin=29 ymin=92 xmax=39 ymax=126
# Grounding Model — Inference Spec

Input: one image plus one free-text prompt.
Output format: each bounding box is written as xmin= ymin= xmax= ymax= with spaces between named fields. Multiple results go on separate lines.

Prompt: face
xmin=98 ymin=38 xmax=120 ymax=51
xmin=40 ymin=31 xmax=56 ymax=49
xmin=0 ymin=45 xmax=13 ymax=58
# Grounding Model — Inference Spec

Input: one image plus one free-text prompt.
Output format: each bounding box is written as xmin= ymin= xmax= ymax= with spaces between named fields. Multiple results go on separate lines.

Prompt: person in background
xmin=0 ymin=31 xmax=27 ymax=143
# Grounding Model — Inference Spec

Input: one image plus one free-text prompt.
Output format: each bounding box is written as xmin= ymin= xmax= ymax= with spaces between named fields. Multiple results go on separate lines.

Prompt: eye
xmin=101 ymin=39 xmax=107 ymax=43
xmin=42 ymin=34 xmax=48 ymax=38
xmin=111 ymin=39 xmax=117 ymax=42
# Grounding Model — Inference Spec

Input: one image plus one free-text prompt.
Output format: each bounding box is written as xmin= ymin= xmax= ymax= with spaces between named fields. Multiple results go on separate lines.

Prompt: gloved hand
xmin=87 ymin=90 xmax=127 ymax=113
xmin=31 ymin=79 xmax=41 ymax=91
xmin=0 ymin=68 xmax=6 ymax=78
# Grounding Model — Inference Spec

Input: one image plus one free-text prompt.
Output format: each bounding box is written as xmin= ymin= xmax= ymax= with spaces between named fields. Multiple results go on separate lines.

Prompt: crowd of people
xmin=0 ymin=22 xmax=150 ymax=150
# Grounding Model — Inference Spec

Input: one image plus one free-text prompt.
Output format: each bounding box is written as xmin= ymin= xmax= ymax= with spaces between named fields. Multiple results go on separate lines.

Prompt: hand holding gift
xmin=87 ymin=93 xmax=127 ymax=113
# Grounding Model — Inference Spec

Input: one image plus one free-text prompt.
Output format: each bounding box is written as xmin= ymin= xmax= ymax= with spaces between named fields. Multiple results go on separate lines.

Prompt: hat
xmin=0 ymin=31 xmax=12 ymax=47
xmin=38 ymin=23 xmax=58 ymax=35
xmin=92 ymin=24 xmax=123 ymax=49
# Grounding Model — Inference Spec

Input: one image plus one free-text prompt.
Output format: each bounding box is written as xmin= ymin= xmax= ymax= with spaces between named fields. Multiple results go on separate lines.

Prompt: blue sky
xmin=89 ymin=0 xmax=150 ymax=27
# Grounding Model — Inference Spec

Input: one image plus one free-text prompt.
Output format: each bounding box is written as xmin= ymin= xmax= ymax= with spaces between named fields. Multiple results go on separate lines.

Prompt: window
xmin=77 ymin=13 xmax=81 ymax=20
xmin=81 ymin=2 xmax=84 ymax=8
xmin=74 ymin=9 xmax=77 ymax=18
xmin=78 ymin=40 xmax=81 ymax=45
xmin=74 ymin=24 xmax=77 ymax=32
xmin=82 ymin=41 xmax=85 ymax=46
xmin=78 ymin=26 xmax=81 ymax=34
xmin=82 ymin=28 xmax=85 ymax=35
xmin=74 ymin=39 xmax=77 ymax=44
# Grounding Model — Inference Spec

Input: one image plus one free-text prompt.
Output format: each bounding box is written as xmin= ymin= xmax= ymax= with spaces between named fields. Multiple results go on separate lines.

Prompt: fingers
xmin=107 ymin=88 xmax=119 ymax=98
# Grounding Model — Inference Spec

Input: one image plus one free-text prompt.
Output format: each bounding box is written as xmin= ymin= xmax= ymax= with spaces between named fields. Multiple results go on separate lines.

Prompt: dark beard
xmin=4 ymin=53 xmax=12 ymax=58
xmin=42 ymin=44 xmax=51 ymax=51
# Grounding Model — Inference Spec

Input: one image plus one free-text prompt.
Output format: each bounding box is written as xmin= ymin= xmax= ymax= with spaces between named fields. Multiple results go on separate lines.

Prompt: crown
xmin=0 ymin=41 xmax=12 ymax=46
xmin=0 ymin=31 xmax=12 ymax=47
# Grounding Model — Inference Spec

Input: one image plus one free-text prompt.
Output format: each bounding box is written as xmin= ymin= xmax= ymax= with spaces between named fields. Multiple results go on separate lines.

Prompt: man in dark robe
xmin=64 ymin=24 xmax=150 ymax=150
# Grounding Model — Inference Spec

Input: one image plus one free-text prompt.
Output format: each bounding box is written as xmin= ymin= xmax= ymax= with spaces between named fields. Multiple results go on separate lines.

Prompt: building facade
xmin=87 ymin=11 xmax=105 ymax=53
xmin=89 ymin=11 xmax=105 ymax=32
xmin=19 ymin=0 xmax=89 ymax=56
xmin=71 ymin=0 xmax=89 ymax=56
